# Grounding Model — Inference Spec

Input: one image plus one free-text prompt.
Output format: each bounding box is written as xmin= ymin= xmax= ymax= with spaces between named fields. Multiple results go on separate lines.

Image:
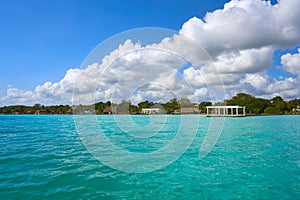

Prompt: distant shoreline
xmin=0 ymin=113 xmax=299 ymax=116
xmin=1 ymin=93 xmax=300 ymax=115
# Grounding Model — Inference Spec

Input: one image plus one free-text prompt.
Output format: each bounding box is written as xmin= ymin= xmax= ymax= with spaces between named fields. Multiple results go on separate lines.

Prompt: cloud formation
xmin=180 ymin=0 xmax=300 ymax=54
xmin=281 ymin=48 xmax=300 ymax=75
xmin=1 ymin=0 xmax=300 ymax=106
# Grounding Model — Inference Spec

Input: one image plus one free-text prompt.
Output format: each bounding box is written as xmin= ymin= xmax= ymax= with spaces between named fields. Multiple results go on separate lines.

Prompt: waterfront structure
xmin=206 ymin=105 xmax=246 ymax=117
xmin=292 ymin=108 xmax=300 ymax=112
xmin=141 ymin=108 xmax=163 ymax=114
xmin=173 ymin=107 xmax=201 ymax=114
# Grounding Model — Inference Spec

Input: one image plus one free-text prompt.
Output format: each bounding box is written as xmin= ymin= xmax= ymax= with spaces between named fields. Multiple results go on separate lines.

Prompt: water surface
xmin=0 ymin=115 xmax=299 ymax=199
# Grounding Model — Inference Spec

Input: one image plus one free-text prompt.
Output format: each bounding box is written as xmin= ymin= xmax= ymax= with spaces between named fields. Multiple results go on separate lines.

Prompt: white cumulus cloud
xmin=281 ymin=48 xmax=300 ymax=75
xmin=1 ymin=0 xmax=300 ymax=106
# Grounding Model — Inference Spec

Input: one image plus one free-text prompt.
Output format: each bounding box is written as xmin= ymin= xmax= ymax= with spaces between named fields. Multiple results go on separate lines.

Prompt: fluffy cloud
xmin=1 ymin=68 xmax=80 ymax=105
xmin=208 ymin=47 xmax=273 ymax=74
xmin=281 ymin=48 xmax=300 ymax=75
xmin=1 ymin=0 xmax=300 ymax=106
xmin=178 ymin=0 xmax=300 ymax=100
xmin=180 ymin=0 xmax=300 ymax=55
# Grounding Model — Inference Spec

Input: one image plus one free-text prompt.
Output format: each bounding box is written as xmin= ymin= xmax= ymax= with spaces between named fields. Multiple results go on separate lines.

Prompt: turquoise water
xmin=0 ymin=115 xmax=300 ymax=199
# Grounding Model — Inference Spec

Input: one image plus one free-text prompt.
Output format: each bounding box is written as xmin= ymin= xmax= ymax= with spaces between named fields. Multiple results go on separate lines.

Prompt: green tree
xmin=106 ymin=101 xmax=112 ymax=107
xmin=162 ymin=98 xmax=179 ymax=114
xmin=95 ymin=102 xmax=106 ymax=114
xmin=250 ymin=98 xmax=270 ymax=114
xmin=129 ymin=104 xmax=139 ymax=114
xmin=287 ymin=99 xmax=300 ymax=112
xmin=227 ymin=93 xmax=256 ymax=113
xmin=264 ymin=106 xmax=276 ymax=114
xmin=198 ymin=102 xmax=212 ymax=113
xmin=33 ymin=103 xmax=41 ymax=112
xmin=272 ymin=96 xmax=287 ymax=114
xmin=138 ymin=100 xmax=153 ymax=112
xmin=227 ymin=93 xmax=273 ymax=114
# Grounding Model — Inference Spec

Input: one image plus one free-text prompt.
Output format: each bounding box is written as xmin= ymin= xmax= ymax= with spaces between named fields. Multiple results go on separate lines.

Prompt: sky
xmin=0 ymin=0 xmax=300 ymax=106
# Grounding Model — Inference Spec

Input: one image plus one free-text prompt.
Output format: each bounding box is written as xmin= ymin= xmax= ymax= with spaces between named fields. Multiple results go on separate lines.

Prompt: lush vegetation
xmin=226 ymin=93 xmax=300 ymax=115
xmin=0 ymin=93 xmax=299 ymax=115
xmin=0 ymin=104 xmax=72 ymax=114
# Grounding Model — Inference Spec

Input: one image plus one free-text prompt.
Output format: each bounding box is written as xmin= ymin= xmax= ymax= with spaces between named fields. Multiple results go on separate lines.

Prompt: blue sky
xmin=0 ymin=0 xmax=229 ymax=92
xmin=1 ymin=0 xmax=299 ymax=105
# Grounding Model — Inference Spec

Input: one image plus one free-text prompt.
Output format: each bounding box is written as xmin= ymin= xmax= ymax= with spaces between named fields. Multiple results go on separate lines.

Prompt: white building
xmin=292 ymin=108 xmax=300 ymax=112
xmin=141 ymin=108 xmax=163 ymax=114
xmin=206 ymin=106 xmax=246 ymax=117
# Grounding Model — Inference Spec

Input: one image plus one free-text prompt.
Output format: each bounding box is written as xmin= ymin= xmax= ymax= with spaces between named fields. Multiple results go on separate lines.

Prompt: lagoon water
xmin=0 ymin=115 xmax=299 ymax=199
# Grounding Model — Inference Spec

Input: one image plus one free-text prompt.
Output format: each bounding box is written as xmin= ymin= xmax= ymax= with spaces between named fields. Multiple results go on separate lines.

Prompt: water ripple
xmin=0 ymin=115 xmax=299 ymax=199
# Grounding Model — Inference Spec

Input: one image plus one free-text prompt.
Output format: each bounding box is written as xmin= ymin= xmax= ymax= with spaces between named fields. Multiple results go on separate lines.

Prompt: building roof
xmin=141 ymin=108 xmax=161 ymax=111
xmin=174 ymin=107 xmax=201 ymax=114
xmin=206 ymin=105 xmax=246 ymax=108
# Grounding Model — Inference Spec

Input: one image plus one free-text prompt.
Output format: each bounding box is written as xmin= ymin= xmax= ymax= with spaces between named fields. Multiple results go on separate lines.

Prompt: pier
xmin=206 ymin=106 xmax=246 ymax=117
xmin=141 ymin=108 xmax=163 ymax=114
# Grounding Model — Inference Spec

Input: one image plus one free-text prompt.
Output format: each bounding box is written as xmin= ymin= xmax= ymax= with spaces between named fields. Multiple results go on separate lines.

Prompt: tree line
xmin=225 ymin=93 xmax=300 ymax=115
xmin=0 ymin=104 xmax=72 ymax=114
xmin=0 ymin=93 xmax=299 ymax=115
